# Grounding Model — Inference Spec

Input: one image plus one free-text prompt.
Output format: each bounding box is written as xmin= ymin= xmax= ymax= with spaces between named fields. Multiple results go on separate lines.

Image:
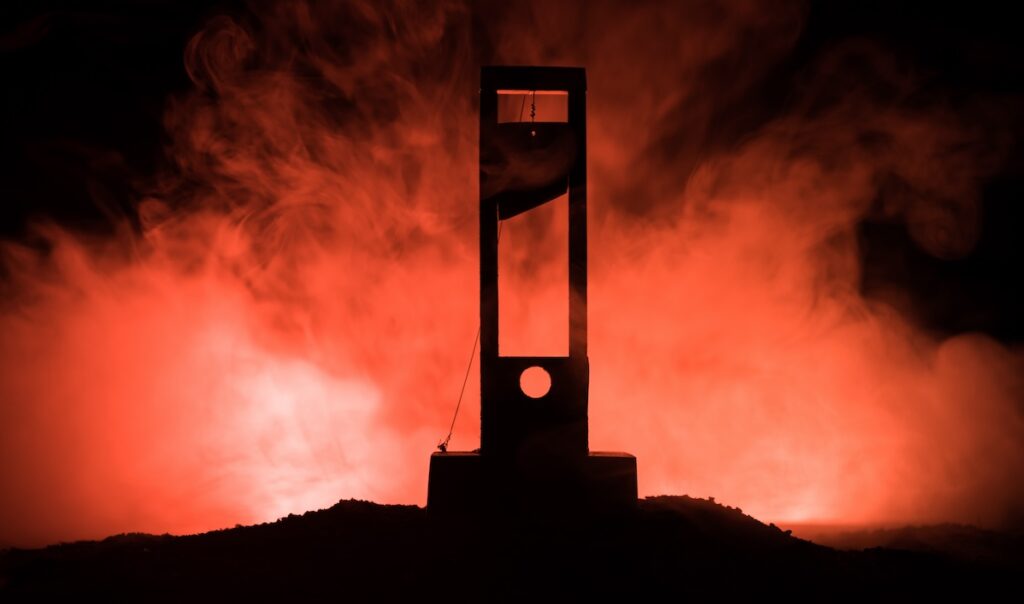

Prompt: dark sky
xmin=2 ymin=0 xmax=1022 ymax=342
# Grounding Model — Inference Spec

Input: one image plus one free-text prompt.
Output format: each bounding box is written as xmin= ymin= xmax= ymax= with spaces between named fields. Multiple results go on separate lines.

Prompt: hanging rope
xmin=437 ymin=219 xmax=502 ymax=453
xmin=437 ymin=327 xmax=478 ymax=454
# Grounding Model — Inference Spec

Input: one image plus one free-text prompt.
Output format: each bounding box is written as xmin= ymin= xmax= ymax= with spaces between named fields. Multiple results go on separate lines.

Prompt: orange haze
xmin=2 ymin=0 xmax=1023 ymax=546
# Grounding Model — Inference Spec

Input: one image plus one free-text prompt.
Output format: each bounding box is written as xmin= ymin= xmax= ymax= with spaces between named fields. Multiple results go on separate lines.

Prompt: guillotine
xmin=427 ymin=66 xmax=637 ymax=512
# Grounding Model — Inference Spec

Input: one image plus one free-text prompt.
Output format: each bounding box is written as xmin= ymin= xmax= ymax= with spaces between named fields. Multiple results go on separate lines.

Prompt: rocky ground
xmin=1 ymin=496 xmax=1020 ymax=599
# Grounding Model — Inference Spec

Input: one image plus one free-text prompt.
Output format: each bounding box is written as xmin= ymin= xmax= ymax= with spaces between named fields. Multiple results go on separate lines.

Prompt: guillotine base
xmin=427 ymin=451 xmax=637 ymax=514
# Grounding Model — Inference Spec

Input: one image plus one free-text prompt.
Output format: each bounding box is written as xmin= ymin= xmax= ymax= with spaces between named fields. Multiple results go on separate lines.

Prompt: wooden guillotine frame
xmin=428 ymin=65 xmax=637 ymax=513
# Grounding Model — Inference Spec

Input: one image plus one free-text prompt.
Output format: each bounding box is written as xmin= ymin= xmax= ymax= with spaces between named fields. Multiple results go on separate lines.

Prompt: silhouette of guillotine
xmin=428 ymin=66 xmax=637 ymax=513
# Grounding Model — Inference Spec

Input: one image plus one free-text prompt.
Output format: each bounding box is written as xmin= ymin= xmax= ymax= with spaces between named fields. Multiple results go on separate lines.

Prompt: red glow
xmin=1 ymin=1 xmax=1022 ymax=547
xmin=520 ymin=366 xmax=552 ymax=399
xmin=499 ymin=193 xmax=569 ymax=356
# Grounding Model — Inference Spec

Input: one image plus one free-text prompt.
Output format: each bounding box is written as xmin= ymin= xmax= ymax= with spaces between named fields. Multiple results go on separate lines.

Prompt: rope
xmin=437 ymin=327 xmax=479 ymax=453
xmin=438 ymin=220 xmax=502 ymax=453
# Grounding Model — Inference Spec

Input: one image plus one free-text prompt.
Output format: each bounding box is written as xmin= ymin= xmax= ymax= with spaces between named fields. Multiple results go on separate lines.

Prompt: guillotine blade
xmin=480 ymin=122 xmax=577 ymax=220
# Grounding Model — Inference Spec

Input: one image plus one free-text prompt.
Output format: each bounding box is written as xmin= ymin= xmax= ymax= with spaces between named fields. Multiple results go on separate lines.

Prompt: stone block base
xmin=427 ymin=451 xmax=637 ymax=515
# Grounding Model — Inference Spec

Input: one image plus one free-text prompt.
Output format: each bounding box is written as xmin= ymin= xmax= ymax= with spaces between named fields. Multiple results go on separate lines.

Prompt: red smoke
xmin=2 ymin=0 xmax=1022 ymax=547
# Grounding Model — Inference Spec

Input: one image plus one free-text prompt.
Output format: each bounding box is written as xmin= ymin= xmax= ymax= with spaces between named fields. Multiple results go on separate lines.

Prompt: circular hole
xmin=520 ymin=366 xmax=551 ymax=399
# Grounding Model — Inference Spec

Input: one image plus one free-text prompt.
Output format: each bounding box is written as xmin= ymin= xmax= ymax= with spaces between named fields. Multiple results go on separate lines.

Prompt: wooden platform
xmin=427 ymin=450 xmax=637 ymax=514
